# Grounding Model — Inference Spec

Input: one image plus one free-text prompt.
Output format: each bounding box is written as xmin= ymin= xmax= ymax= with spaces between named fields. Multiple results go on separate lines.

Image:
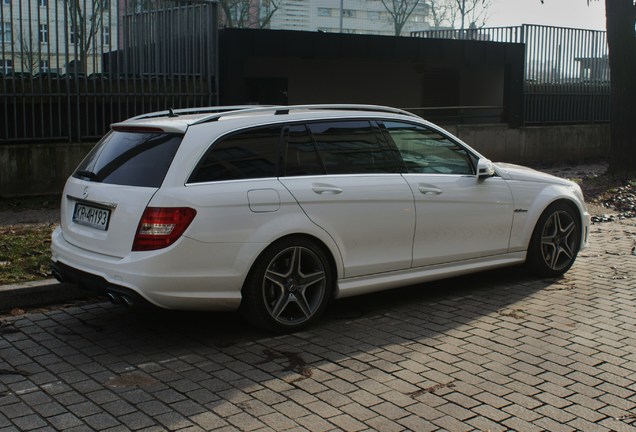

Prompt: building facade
xmin=1 ymin=0 xmax=117 ymax=75
xmin=269 ymin=0 xmax=431 ymax=35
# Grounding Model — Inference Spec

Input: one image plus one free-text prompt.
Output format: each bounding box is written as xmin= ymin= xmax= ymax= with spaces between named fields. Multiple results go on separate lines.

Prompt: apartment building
xmin=269 ymin=0 xmax=431 ymax=35
xmin=0 ymin=0 xmax=117 ymax=75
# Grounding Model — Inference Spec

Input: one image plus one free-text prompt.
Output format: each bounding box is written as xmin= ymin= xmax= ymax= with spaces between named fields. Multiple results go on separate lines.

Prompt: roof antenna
xmin=168 ymin=108 xmax=179 ymax=117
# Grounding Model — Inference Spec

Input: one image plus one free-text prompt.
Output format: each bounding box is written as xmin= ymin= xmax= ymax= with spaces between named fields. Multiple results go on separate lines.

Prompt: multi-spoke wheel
xmin=241 ymin=237 xmax=333 ymax=332
xmin=527 ymin=202 xmax=581 ymax=277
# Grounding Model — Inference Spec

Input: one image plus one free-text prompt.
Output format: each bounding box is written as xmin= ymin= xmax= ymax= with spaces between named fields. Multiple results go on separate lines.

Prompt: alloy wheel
xmin=540 ymin=210 xmax=578 ymax=271
xmin=261 ymin=246 xmax=327 ymax=326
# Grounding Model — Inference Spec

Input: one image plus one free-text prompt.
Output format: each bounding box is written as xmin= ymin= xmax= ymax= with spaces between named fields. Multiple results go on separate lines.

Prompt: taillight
xmin=132 ymin=207 xmax=197 ymax=251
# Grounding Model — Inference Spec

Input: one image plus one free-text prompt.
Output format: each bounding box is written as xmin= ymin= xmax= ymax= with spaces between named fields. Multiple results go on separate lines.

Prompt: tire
xmin=241 ymin=237 xmax=333 ymax=332
xmin=527 ymin=202 xmax=581 ymax=277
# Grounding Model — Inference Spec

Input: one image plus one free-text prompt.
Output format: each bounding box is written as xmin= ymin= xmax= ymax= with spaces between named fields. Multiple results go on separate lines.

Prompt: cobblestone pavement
xmin=1 ymin=219 xmax=636 ymax=432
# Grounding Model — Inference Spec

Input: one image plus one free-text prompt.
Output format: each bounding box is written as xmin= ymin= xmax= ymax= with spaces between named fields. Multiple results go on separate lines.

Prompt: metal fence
xmin=1 ymin=0 xmax=218 ymax=143
xmin=412 ymin=24 xmax=610 ymax=124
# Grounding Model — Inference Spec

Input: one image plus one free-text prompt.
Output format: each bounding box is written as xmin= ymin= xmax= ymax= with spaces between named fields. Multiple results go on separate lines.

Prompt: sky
xmin=488 ymin=0 xmax=607 ymax=31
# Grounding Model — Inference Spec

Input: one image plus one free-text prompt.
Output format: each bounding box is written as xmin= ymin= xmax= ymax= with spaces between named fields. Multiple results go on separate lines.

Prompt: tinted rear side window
xmin=73 ymin=131 xmax=182 ymax=188
xmin=307 ymin=121 xmax=399 ymax=174
xmin=284 ymin=124 xmax=325 ymax=176
xmin=189 ymin=126 xmax=282 ymax=183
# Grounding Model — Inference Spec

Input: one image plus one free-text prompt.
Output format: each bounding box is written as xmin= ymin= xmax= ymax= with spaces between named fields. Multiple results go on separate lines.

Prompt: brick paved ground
xmin=1 ymin=218 xmax=636 ymax=431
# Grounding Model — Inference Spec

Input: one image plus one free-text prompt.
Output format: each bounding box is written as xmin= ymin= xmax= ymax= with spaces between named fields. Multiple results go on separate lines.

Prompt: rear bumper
xmin=51 ymin=261 xmax=151 ymax=307
xmin=51 ymin=227 xmax=246 ymax=311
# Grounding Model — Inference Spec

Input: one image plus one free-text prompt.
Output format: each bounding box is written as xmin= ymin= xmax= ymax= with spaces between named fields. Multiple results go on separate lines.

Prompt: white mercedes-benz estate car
xmin=51 ymin=105 xmax=590 ymax=331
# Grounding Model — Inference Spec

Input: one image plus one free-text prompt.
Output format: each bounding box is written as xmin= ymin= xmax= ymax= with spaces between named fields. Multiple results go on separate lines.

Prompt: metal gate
xmin=0 ymin=0 xmax=218 ymax=143
xmin=412 ymin=24 xmax=610 ymax=125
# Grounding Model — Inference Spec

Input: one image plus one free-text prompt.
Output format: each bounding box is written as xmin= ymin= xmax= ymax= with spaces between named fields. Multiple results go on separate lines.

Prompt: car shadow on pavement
xmin=14 ymin=263 xmax=559 ymax=365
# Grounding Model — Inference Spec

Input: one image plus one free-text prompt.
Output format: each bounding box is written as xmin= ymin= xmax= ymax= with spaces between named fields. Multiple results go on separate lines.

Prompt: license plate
xmin=73 ymin=203 xmax=111 ymax=231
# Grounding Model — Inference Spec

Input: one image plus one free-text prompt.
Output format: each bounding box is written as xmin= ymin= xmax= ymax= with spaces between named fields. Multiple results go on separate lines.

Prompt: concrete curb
xmin=0 ymin=279 xmax=95 ymax=312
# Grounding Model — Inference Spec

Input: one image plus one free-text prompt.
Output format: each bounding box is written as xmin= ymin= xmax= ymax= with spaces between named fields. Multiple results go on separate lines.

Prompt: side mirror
xmin=477 ymin=158 xmax=495 ymax=179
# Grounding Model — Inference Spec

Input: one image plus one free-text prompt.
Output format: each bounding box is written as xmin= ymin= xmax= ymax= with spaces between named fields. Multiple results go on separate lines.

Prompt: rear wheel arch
xmin=252 ymin=234 xmax=340 ymax=290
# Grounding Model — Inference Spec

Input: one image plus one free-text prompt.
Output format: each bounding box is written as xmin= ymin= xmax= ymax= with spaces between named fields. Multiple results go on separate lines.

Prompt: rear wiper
xmin=76 ymin=170 xmax=98 ymax=180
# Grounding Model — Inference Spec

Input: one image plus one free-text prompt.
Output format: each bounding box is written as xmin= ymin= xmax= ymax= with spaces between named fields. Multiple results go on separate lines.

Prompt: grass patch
xmin=0 ymin=224 xmax=55 ymax=285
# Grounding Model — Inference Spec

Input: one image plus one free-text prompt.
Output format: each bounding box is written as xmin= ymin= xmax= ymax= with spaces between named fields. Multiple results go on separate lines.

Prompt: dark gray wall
xmin=219 ymin=29 xmax=525 ymax=127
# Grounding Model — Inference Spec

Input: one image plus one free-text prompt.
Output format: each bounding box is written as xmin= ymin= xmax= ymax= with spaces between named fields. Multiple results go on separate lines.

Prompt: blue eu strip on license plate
xmin=73 ymin=203 xmax=111 ymax=231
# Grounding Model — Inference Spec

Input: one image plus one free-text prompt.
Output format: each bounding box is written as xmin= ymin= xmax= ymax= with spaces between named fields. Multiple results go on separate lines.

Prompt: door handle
xmin=312 ymin=184 xmax=343 ymax=195
xmin=418 ymin=184 xmax=442 ymax=195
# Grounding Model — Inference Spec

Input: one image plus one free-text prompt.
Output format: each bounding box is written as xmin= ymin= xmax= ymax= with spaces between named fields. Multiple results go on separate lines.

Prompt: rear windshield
xmin=73 ymin=131 xmax=183 ymax=188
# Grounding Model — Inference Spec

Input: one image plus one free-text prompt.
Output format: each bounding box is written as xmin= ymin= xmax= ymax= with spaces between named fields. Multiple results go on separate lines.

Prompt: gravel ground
xmin=0 ymin=194 xmax=60 ymax=227
xmin=0 ymin=208 xmax=59 ymax=226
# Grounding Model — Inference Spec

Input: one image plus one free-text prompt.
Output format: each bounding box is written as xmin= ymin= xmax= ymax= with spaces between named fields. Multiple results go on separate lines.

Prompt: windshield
xmin=73 ymin=131 xmax=183 ymax=188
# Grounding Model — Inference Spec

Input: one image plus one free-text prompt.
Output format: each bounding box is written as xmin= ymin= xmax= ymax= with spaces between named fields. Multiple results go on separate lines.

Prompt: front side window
xmin=73 ymin=131 xmax=183 ymax=187
xmin=189 ymin=126 xmax=282 ymax=183
xmin=307 ymin=120 xmax=398 ymax=174
xmin=382 ymin=121 xmax=475 ymax=175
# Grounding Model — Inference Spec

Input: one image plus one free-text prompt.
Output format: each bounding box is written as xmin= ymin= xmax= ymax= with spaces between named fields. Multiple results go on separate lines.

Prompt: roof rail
xmin=128 ymin=105 xmax=273 ymax=121
xmin=125 ymin=104 xmax=421 ymax=124
xmin=190 ymin=104 xmax=421 ymax=125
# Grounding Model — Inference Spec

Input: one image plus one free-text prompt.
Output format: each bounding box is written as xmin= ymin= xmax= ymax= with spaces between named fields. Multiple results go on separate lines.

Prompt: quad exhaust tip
xmin=106 ymin=291 xmax=134 ymax=307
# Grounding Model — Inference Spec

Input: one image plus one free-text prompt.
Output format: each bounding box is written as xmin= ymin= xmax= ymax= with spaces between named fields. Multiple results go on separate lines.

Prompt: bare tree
xmin=428 ymin=0 xmax=491 ymax=31
xmin=450 ymin=0 xmax=492 ymax=31
xmin=220 ymin=0 xmax=283 ymax=29
xmin=379 ymin=0 xmax=423 ymax=36
xmin=67 ymin=0 xmax=109 ymax=73
xmin=16 ymin=28 xmax=40 ymax=74
xmin=589 ymin=0 xmax=636 ymax=177
xmin=537 ymin=0 xmax=636 ymax=177
xmin=259 ymin=0 xmax=282 ymax=28
xmin=429 ymin=0 xmax=453 ymax=28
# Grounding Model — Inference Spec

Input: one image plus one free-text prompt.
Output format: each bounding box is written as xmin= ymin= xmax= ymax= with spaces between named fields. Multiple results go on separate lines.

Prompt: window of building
xmin=1 ymin=22 xmax=11 ymax=44
xmin=1 ymin=59 xmax=12 ymax=75
xmin=188 ymin=126 xmax=282 ymax=183
xmin=69 ymin=23 xmax=76 ymax=44
xmin=342 ymin=9 xmax=356 ymax=18
xmin=39 ymin=0 xmax=47 ymax=6
xmin=317 ymin=7 xmax=331 ymax=17
xmin=40 ymin=60 xmax=49 ymax=73
xmin=102 ymin=26 xmax=110 ymax=45
xmin=39 ymin=24 xmax=48 ymax=44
